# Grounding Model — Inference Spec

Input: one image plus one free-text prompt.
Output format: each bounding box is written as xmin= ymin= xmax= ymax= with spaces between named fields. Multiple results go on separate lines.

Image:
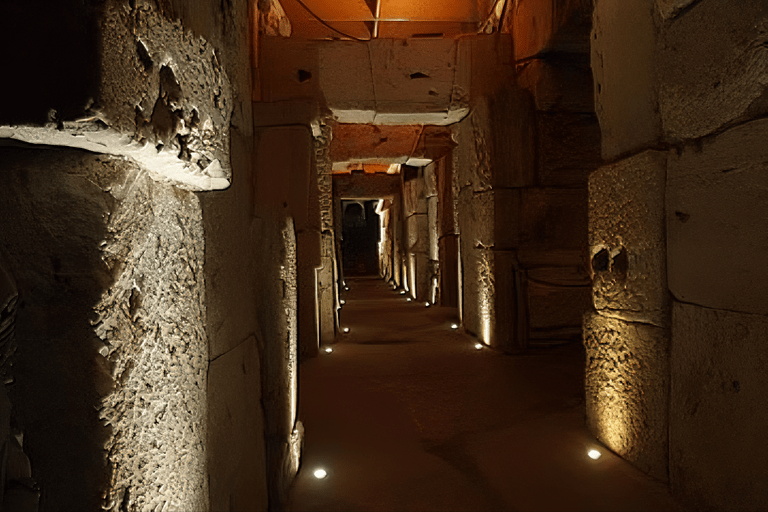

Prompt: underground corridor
xmin=1 ymin=1 xmax=768 ymax=511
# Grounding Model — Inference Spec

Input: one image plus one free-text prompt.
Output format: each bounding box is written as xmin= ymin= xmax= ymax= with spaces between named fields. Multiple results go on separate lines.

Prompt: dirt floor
xmin=286 ymin=276 xmax=686 ymax=512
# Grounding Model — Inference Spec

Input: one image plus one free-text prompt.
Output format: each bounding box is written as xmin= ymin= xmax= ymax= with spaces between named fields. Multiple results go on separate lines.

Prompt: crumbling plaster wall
xmin=589 ymin=1 xmax=768 ymax=509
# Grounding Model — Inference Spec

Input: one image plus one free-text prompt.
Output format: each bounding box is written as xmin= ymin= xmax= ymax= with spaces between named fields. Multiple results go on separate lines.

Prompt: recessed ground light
xmin=340 ymin=299 xmax=346 ymax=305
xmin=425 ymin=302 xmax=431 ymax=307
xmin=588 ymin=449 xmax=602 ymax=460
xmin=451 ymin=323 xmax=459 ymax=329
xmin=474 ymin=343 xmax=483 ymax=350
xmin=343 ymin=327 xmax=350 ymax=333
xmin=406 ymin=298 xmax=412 ymax=302
xmin=400 ymin=290 xmax=406 ymax=295
xmin=313 ymin=468 xmax=328 ymax=479
xmin=345 ymin=287 xmax=350 ymax=291
xmin=324 ymin=347 xmax=333 ymax=354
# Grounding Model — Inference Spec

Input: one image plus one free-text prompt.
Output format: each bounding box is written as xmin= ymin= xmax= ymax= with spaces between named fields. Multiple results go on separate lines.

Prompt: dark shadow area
xmin=0 ymin=1 xmax=100 ymax=125
xmin=340 ymin=200 xmax=379 ymax=276
xmin=0 ymin=148 xmax=113 ymax=510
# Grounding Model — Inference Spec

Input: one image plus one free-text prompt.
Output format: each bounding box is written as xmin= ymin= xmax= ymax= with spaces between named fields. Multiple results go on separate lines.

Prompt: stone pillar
xmin=402 ymin=167 xmax=430 ymax=301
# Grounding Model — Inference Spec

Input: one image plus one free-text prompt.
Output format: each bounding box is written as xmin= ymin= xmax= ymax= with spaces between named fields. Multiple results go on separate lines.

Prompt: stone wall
xmin=453 ymin=2 xmax=595 ymax=351
xmin=589 ymin=1 xmax=768 ymax=509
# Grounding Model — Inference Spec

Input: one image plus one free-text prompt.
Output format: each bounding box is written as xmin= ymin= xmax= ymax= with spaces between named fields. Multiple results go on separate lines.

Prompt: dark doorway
xmin=341 ymin=200 xmax=380 ymax=276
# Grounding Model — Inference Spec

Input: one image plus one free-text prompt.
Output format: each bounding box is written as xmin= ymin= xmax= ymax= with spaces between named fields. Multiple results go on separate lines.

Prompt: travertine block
xmin=583 ymin=312 xmax=669 ymax=482
xmin=670 ymin=302 xmax=768 ymax=512
xmin=536 ymin=112 xmax=601 ymax=187
xmin=592 ymin=0 xmax=661 ymax=160
xmin=589 ymin=150 xmax=668 ymax=326
xmin=403 ymin=177 xmax=427 ymax=216
xmin=208 ymin=335 xmax=268 ymax=512
xmin=667 ymin=118 xmax=768 ymax=315
xmin=460 ymin=245 xmax=520 ymax=351
xmin=406 ymin=214 xmax=428 ymax=253
xmin=512 ymin=0 xmax=592 ymax=61
xmin=659 ymin=0 xmax=768 ymax=142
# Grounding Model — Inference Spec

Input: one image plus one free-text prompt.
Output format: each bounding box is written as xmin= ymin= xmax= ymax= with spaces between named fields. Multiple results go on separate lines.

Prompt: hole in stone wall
xmin=410 ymin=72 xmax=430 ymax=79
xmin=612 ymin=247 xmax=628 ymax=276
xmin=592 ymin=249 xmax=610 ymax=272
xmin=297 ymin=69 xmax=312 ymax=83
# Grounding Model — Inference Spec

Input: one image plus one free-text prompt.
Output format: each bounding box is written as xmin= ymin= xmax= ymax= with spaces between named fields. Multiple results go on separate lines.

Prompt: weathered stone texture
xmin=583 ymin=312 xmax=669 ymax=482
xmin=403 ymin=175 xmax=428 ymax=216
xmin=667 ymin=119 xmax=768 ymax=314
xmin=95 ymin=163 xmax=208 ymax=512
xmin=589 ymin=150 xmax=668 ymax=326
xmin=0 ymin=149 xmax=115 ymax=510
xmin=670 ymin=302 xmax=768 ymax=512
xmin=667 ymin=119 xmax=768 ymax=315
xmin=659 ymin=0 xmax=768 ymax=142
xmin=208 ymin=335 xmax=268 ymax=512
xmin=592 ymin=0 xmax=661 ymax=160
xmin=460 ymin=246 xmax=520 ymax=351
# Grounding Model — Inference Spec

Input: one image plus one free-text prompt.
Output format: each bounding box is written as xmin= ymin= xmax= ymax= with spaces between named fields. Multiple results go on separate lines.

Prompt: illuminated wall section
xmin=585 ymin=150 xmax=669 ymax=481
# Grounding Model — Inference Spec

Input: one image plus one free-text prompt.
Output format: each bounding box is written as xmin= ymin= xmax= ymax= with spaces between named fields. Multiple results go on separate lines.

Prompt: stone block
xmin=670 ymin=302 xmax=768 ymax=511
xmin=460 ymin=245 xmax=522 ymax=351
xmin=428 ymin=196 xmax=439 ymax=261
xmin=583 ymin=312 xmax=669 ymax=482
xmin=406 ymin=213 xmax=428 ymax=253
xmin=592 ymin=0 xmax=661 ymax=160
xmin=457 ymin=90 xmax=536 ymax=192
xmin=536 ymin=112 xmax=601 ymax=187
xmin=589 ymin=150 xmax=668 ymax=326
xmin=519 ymin=188 xmax=588 ymax=254
xmin=512 ymin=0 xmax=592 ymax=61
xmin=516 ymin=57 xmax=595 ymax=113
xmin=403 ymin=176 xmax=428 ymax=216
xmin=208 ymin=335 xmax=269 ymax=512
xmin=659 ymin=0 xmax=768 ymax=142
xmin=527 ymin=268 xmax=591 ymax=340
xmin=438 ymin=234 xmax=460 ymax=308
xmin=667 ymin=119 xmax=768 ymax=315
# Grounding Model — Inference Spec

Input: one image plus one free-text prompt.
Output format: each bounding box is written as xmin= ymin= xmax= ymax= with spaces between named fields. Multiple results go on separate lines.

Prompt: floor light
xmin=343 ymin=327 xmax=350 ymax=333
xmin=314 ymin=468 xmax=328 ymax=479
xmin=324 ymin=347 xmax=333 ymax=354
xmin=588 ymin=449 xmax=602 ymax=460
xmin=474 ymin=343 xmax=483 ymax=350
xmin=451 ymin=323 xmax=459 ymax=329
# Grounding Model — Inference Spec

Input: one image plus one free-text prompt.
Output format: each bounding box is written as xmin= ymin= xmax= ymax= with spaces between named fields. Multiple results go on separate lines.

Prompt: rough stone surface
xmin=659 ymin=0 xmax=768 ymax=142
xmin=208 ymin=335 xmax=268 ymax=511
xmin=1 ymin=0 xmax=235 ymax=191
xmin=460 ymin=246 xmax=520 ymax=351
xmin=592 ymin=0 xmax=661 ymax=160
xmin=95 ymin=163 xmax=208 ymax=512
xmin=583 ymin=312 xmax=669 ymax=482
xmin=0 ymin=149 xmax=115 ymax=510
xmin=667 ymin=118 xmax=768 ymax=314
xmin=589 ymin=150 xmax=668 ymax=327
xmin=670 ymin=302 xmax=768 ymax=512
